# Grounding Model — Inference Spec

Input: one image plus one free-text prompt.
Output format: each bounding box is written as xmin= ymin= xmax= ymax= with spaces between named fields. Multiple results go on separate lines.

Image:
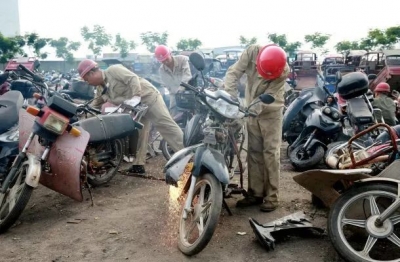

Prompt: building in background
xmin=0 ymin=0 xmax=20 ymax=37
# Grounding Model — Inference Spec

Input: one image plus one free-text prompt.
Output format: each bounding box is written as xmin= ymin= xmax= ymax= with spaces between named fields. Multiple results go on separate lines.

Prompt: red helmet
xmin=154 ymin=45 xmax=170 ymax=62
xmin=375 ymin=82 xmax=390 ymax=93
xmin=77 ymin=59 xmax=98 ymax=78
xmin=256 ymin=44 xmax=287 ymax=80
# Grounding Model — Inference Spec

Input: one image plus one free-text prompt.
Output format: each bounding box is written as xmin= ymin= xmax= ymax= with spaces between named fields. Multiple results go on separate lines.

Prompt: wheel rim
xmin=179 ymin=179 xmax=214 ymax=247
xmin=296 ymin=147 xmax=316 ymax=161
xmin=336 ymin=190 xmax=400 ymax=261
xmin=0 ymin=165 xmax=26 ymax=223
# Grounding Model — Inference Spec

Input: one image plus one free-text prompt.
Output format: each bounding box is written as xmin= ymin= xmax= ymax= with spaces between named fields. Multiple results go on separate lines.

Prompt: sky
xmin=14 ymin=0 xmax=400 ymax=59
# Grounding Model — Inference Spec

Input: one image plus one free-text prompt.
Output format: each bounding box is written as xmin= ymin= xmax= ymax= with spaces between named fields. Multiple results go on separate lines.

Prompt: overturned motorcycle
xmin=294 ymin=156 xmax=400 ymax=261
xmin=164 ymin=52 xmax=275 ymax=256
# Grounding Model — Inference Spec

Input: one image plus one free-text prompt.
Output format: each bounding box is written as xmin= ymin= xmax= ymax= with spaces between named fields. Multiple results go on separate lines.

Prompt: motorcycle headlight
xmin=43 ymin=113 xmax=69 ymax=135
xmin=206 ymin=97 xmax=245 ymax=119
xmin=323 ymin=107 xmax=331 ymax=114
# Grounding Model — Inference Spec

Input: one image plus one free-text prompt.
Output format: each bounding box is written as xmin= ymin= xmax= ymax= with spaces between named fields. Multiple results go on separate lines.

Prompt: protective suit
xmin=159 ymin=55 xmax=192 ymax=116
xmin=91 ymin=64 xmax=184 ymax=171
xmin=224 ymin=44 xmax=289 ymax=210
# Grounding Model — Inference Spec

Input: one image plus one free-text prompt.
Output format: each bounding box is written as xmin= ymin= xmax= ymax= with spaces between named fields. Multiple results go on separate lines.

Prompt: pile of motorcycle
xmin=283 ymin=71 xmax=382 ymax=171
xmin=283 ymin=72 xmax=400 ymax=261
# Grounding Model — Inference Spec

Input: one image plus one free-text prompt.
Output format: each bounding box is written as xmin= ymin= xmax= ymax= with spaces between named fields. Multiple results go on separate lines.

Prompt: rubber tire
xmin=327 ymin=183 xmax=398 ymax=262
xmin=87 ymin=139 xmax=123 ymax=187
xmin=160 ymin=139 xmax=174 ymax=161
xmin=0 ymin=165 xmax=33 ymax=234
xmin=178 ymin=173 xmax=223 ymax=256
xmin=289 ymin=144 xmax=325 ymax=171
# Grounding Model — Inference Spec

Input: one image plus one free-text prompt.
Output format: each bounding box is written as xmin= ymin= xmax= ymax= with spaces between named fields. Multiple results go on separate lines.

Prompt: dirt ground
xmin=0 ymin=141 xmax=346 ymax=262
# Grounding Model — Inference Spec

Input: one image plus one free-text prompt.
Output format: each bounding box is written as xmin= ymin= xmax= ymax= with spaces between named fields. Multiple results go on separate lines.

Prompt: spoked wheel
xmin=178 ymin=173 xmax=223 ymax=256
xmin=0 ymin=159 xmax=33 ymax=233
xmin=86 ymin=139 xmax=123 ymax=187
xmin=328 ymin=183 xmax=400 ymax=262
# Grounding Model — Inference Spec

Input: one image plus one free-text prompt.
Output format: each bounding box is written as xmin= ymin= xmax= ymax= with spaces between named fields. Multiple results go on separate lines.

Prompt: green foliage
xmin=140 ymin=31 xmax=168 ymax=52
xmin=239 ymin=35 xmax=257 ymax=47
xmin=112 ymin=33 xmax=137 ymax=59
xmin=334 ymin=41 xmax=360 ymax=53
xmin=50 ymin=37 xmax=81 ymax=63
xmin=81 ymin=25 xmax=112 ymax=59
xmin=176 ymin=38 xmax=202 ymax=51
xmin=0 ymin=33 xmax=26 ymax=63
xmin=267 ymin=33 xmax=302 ymax=57
xmin=304 ymin=32 xmax=331 ymax=49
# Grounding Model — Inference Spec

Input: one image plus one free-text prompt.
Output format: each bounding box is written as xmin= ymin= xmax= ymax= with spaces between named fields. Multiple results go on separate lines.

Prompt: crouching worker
xmin=372 ymin=82 xmax=397 ymax=126
xmin=77 ymin=59 xmax=184 ymax=175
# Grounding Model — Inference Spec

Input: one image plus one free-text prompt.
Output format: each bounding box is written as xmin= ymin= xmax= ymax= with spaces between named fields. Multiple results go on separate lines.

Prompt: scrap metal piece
xmin=249 ymin=211 xmax=324 ymax=251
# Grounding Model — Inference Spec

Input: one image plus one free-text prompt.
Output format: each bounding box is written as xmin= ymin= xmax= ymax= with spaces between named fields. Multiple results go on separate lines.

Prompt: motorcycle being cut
xmin=294 ymin=125 xmax=400 ymax=262
xmin=163 ymin=52 xmax=274 ymax=256
xmin=0 ymin=65 xmax=143 ymax=234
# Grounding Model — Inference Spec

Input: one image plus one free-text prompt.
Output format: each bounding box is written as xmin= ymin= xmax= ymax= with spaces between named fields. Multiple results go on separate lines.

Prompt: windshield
xmin=386 ymin=55 xmax=400 ymax=66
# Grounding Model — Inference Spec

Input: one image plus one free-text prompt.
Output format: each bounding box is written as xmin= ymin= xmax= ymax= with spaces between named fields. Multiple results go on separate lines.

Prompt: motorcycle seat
xmin=347 ymin=98 xmax=374 ymax=125
xmin=0 ymin=91 xmax=23 ymax=133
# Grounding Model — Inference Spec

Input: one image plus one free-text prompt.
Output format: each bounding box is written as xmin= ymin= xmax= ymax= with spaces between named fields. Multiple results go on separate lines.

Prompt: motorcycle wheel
xmin=324 ymin=141 xmax=346 ymax=168
xmin=178 ymin=173 xmax=223 ymax=256
xmin=160 ymin=139 xmax=174 ymax=161
xmin=0 ymin=159 xmax=33 ymax=234
xmin=289 ymin=143 xmax=324 ymax=171
xmin=86 ymin=139 xmax=123 ymax=187
xmin=328 ymin=183 xmax=400 ymax=262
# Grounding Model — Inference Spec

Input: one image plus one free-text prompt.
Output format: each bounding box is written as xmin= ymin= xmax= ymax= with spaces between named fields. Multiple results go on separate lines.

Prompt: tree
xmin=267 ymin=33 xmax=288 ymax=47
xmin=24 ymin=33 xmax=52 ymax=59
xmin=239 ymin=35 xmax=257 ymax=47
xmin=359 ymin=26 xmax=400 ymax=50
xmin=267 ymin=33 xmax=302 ymax=57
xmin=0 ymin=33 xmax=26 ymax=63
xmin=50 ymin=37 xmax=81 ymax=63
xmin=140 ymin=31 xmax=168 ymax=52
xmin=304 ymin=32 xmax=331 ymax=54
xmin=334 ymin=41 xmax=360 ymax=53
xmin=112 ymin=33 xmax=136 ymax=60
xmin=80 ymin=25 xmax=112 ymax=60
xmin=176 ymin=38 xmax=202 ymax=51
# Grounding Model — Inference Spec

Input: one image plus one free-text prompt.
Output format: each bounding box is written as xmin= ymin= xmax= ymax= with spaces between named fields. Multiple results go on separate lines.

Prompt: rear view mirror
xmin=259 ymin=94 xmax=275 ymax=104
xmin=368 ymin=74 xmax=377 ymax=80
xmin=189 ymin=52 xmax=206 ymax=71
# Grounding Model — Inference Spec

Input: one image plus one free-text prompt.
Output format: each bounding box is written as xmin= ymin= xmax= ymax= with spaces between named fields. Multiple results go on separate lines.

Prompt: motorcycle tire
xmin=289 ymin=143 xmax=325 ymax=171
xmin=327 ymin=183 xmax=398 ymax=262
xmin=160 ymin=139 xmax=174 ymax=161
xmin=178 ymin=173 xmax=223 ymax=256
xmin=87 ymin=139 xmax=123 ymax=187
xmin=0 ymin=159 xmax=33 ymax=234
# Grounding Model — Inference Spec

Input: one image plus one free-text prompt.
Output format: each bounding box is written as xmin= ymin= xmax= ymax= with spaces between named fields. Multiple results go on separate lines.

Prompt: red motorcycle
xmin=0 ymin=67 xmax=143 ymax=233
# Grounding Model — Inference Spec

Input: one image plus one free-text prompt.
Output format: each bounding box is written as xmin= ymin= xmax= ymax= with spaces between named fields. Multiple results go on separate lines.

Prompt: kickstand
xmin=85 ymin=181 xmax=94 ymax=207
xmin=223 ymin=199 xmax=233 ymax=216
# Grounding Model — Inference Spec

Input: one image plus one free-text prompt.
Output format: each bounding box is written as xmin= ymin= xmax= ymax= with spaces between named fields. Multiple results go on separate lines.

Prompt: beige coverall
xmin=224 ymin=44 xmax=289 ymax=204
xmin=159 ymin=55 xmax=192 ymax=115
xmin=92 ymin=64 xmax=184 ymax=165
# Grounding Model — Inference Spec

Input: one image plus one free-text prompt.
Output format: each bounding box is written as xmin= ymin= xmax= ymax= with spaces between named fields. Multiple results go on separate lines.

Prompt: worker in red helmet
xmin=155 ymin=45 xmax=192 ymax=116
xmin=372 ymin=82 xmax=396 ymax=126
xmin=224 ymin=44 xmax=289 ymax=212
xmin=77 ymin=59 xmax=184 ymax=175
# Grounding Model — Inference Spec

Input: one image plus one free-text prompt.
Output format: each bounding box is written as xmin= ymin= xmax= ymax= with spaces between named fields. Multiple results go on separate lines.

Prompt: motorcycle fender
xmin=293 ymin=168 xmax=373 ymax=208
xmin=282 ymin=91 xmax=313 ymax=133
xmin=193 ymin=147 xmax=230 ymax=185
xmin=308 ymin=139 xmax=327 ymax=150
xmin=24 ymin=153 xmax=41 ymax=188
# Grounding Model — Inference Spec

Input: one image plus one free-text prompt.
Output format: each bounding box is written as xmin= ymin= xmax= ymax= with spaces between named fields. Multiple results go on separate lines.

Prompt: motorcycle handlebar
xmin=18 ymin=64 xmax=44 ymax=83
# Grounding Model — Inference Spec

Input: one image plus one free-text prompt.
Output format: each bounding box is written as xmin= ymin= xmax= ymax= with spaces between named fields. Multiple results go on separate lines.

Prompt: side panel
xmin=282 ymin=91 xmax=313 ymax=132
xmin=19 ymin=109 xmax=90 ymax=202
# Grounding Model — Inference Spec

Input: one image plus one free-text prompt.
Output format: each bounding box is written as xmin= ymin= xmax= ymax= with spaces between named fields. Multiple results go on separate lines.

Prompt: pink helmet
xmin=77 ymin=59 xmax=98 ymax=78
xmin=375 ymin=82 xmax=390 ymax=93
xmin=154 ymin=45 xmax=171 ymax=62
